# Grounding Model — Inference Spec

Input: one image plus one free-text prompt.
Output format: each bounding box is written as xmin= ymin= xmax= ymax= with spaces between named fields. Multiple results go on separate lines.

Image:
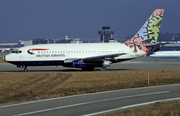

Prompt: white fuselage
xmin=4 ymin=43 xmax=145 ymax=64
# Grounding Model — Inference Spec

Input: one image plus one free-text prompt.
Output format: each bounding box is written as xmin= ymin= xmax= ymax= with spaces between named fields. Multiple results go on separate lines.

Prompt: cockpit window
xmin=11 ymin=49 xmax=22 ymax=54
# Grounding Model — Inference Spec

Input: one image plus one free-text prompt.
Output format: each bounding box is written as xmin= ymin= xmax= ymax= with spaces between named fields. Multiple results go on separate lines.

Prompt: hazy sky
xmin=0 ymin=0 xmax=180 ymax=42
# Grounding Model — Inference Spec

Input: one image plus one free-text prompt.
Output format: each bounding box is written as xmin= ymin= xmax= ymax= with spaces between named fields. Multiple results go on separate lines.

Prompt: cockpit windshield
xmin=11 ymin=49 xmax=22 ymax=54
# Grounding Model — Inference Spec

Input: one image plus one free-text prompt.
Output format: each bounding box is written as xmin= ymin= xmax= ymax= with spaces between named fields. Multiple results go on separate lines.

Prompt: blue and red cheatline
xmin=27 ymin=48 xmax=48 ymax=55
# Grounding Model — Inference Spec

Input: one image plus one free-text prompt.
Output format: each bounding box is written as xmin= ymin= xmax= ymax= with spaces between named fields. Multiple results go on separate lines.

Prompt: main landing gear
xmin=100 ymin=67 xmax=107 ymax=71
xmin=23 ymin=66 xmax=28 ymax=72
xmin=81 ymin=67 xmax=108 ymax=71
xmin=81 ymin=67 xmax=94 ymax=71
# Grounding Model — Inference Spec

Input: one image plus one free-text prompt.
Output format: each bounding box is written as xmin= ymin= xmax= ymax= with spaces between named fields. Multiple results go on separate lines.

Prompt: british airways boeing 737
xmin=3 ymin=9 xmax=165 ymax=71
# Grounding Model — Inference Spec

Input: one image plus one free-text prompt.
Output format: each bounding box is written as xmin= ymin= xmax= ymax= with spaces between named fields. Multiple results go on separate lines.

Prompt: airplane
xmin=3 ymin=9 xmax=165 ymax=71
xmin=150 ymin=50 xmax=180 ymax=61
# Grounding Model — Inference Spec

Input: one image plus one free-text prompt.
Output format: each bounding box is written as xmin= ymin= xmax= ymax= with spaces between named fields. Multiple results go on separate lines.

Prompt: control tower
xmin=98 ymin=26 xmax=114 ymax=42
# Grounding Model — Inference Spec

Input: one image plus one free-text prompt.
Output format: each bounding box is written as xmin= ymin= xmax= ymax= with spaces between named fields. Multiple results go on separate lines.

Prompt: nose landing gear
xmin=17 ymin=65 xmax=28 ymax=72
xmin=23 ymin=66 xmax=28 ymax=72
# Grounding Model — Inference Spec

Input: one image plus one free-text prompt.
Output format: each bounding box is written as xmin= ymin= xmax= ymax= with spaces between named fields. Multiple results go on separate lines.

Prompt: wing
xmin=64 ymin=53 xmax=126 ymax=63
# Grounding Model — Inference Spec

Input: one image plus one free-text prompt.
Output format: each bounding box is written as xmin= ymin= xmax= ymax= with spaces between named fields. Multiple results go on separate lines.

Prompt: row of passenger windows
xmin=38 ymin=50 xmax=122 ymax=54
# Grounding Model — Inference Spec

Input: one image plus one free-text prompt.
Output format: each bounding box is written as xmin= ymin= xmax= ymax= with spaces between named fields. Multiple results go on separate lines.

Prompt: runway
xmin=0 ymin=84 xmax=180 ymax=116
xmin=1 ymin=56 xmax=180 ymax=72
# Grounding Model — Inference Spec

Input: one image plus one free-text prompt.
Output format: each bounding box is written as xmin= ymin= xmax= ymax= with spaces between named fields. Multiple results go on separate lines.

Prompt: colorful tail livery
xmin=124 ymin=9 xmax=164 ymax=54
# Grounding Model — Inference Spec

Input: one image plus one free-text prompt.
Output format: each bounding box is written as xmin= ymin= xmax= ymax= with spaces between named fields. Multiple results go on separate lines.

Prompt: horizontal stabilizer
xmin=83 ymin=53 xmax=126 ymax=61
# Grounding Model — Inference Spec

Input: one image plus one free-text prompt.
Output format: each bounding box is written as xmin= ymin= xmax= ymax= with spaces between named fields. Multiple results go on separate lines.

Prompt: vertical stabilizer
xmin=124 ymin=9 xmax=164 ymax=54
xmin=137 ymin=9 xmax=164 ymax=42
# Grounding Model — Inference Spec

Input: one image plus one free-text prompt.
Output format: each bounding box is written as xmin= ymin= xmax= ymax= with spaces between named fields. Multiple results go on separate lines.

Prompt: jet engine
xmin=73 ymin=60 xmax=87 ymax=68
xmin=62 ymin=59 xmax=111 ymax=70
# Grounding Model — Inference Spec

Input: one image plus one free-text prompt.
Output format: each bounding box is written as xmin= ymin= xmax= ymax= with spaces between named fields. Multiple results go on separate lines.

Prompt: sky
xmin=0 ymin=0 xmax=180 ymax=42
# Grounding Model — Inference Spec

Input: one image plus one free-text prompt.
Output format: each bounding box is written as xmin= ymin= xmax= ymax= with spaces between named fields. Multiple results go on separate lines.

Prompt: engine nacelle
xmin=62 ymin=59 xmax=111 ymax=69
xmin=73 ymin=60 xmax=87 ymax=68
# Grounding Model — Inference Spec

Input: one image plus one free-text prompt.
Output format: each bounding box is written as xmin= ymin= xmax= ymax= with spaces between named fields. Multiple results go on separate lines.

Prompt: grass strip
xmin=0 ymin=70 xmax=180 ymax=104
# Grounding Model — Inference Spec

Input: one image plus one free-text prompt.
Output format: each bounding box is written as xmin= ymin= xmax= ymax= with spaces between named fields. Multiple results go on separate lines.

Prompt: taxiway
xmin=1 ymin=57 xmax=180 ymax=72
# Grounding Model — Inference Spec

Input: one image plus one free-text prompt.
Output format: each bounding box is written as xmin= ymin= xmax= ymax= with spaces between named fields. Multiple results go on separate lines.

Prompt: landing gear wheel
xmin=23 ymin=66 xmax=28 ymax=72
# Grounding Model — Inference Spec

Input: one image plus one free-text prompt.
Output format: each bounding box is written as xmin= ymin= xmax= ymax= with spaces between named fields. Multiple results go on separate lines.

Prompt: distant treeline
xmin=125 ymin=33 xmax=180 ymax=41
xmin=159 ymin=33 xmax=180 ymax=41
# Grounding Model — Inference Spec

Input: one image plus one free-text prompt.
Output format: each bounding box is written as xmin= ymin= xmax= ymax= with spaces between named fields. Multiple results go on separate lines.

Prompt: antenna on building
xmin=65 ymin=36 xmax=69 ymax=40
